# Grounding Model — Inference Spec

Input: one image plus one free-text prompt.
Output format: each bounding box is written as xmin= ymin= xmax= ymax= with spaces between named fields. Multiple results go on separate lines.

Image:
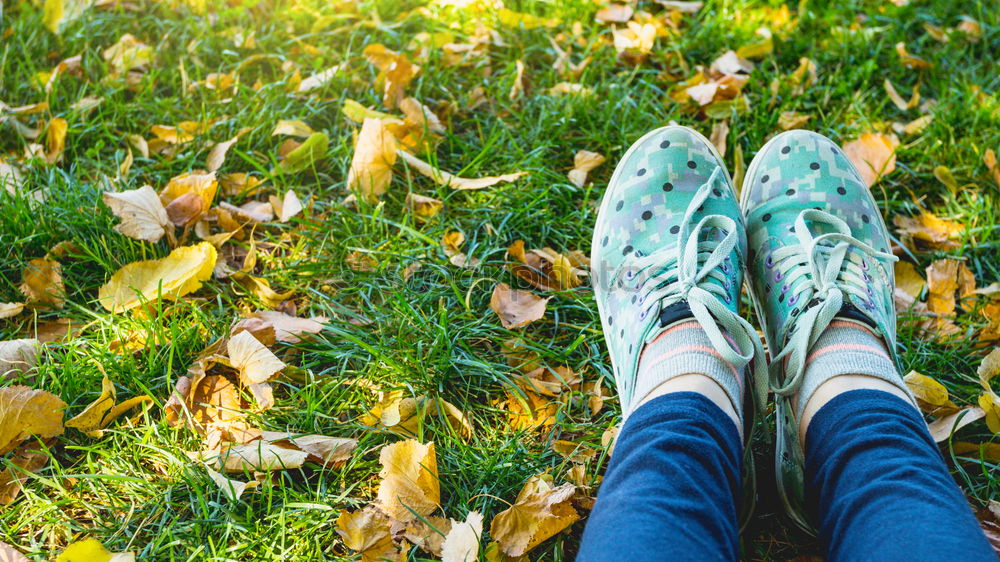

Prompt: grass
xmin=1 ymin=0 xmax=998 ymax=559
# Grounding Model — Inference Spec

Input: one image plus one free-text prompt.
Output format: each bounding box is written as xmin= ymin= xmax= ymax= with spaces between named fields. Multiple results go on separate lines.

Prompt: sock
xmin=795 ymin=319 xmax=913 ymax=421
xmin=630 ymin=320 xmax=745 ymax=420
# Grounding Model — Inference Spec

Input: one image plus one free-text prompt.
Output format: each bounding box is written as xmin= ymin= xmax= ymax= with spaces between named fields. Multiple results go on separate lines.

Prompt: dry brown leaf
xmin=0 ymin=439 xmax=51 ymax=507
xmin=567 ymin=150 xmax=605 ymax=187
xmin=98 ymin=242 xmax=217 ymax=312
xmin=984 ymin=149 xmax=1000 ymax=188
xmin=297 ymin=64 xmax=343 ymax=93
xmin=894 ymin=212 xmax=964 ymax=251
xmin=206 ymin=130 xmax=248 ymax=173
xmin=509 ymin=60 xmax=525 ymax=100
xmin=442 ymin=511 xmax=483 ymax=562
xmin=337 ymin=506 xmax=401 ymax=562
xmin=235 ymin=310 xmax=328 ymax=344
xmin=348 ymin=118 xmax=398 ymax=202
xmin=400 ymin=516 xmax=451 ymax=557
xmin=0 ymin=386 xmax=66 ymax=455
xmin=0 ymin=540 xmax=30 ymax=561
xmin=611 ymin=22 xmax=656 ymax=59
xmin=103 ymin=186 xmax=172 ymax=243
xmin=406 ymin=193 xmax=444 ymax=219
xmin=102 ymin=33 xmax=152 ymax=75
xmin=271 ymin=120 xmax=315 ymax=138
xmin=19 ymin=258 xmax=64 ymax=308
xmin=205 ymin=466 xmax=252 ymax=501
xmin=490 ymin=283 xmax=548 ymax=329
xmin=842 ymin=133 xmax=899 ymax=187
xmin=778 ymin=111 xmax=810 ymax=130
xmin=595 ymin=4 xmax=633 ymax=23
xmin=160 ymin=172 xmax=218 ymax=226
xmin=552 ymin=440 xmax=597 ymax=463
xmin=0 ymin=303 xmax=25 ymax=319
xmin=0 ymin=339 xmax=40 ymax=380
xmin=269 ymin=189 xmax=303 ymax=222
xmin=926 ymin=259 xmax=975 ymax=315
xmin=490 ymin=473 xmax=579 ymax=557
xmin=710 ymin=120 xmax=729 ymax=157
xmin=398 ymin=150 xmax=527 ymax=191
xmin=44 ymin=117 xmax=68 ymax=164
xmin=361 ymin=391 xmax=472 ymax=438
xmin=363 ymin=44 xmax=420 ymax=109
xmin=928 ymin=407 xmax=986 ymax=442
xmin=228 ymin=330 xmax=285 ymax=386
xmin=507 ymin=242 xmax=587 ymax=292
xmin=516 ymin=366 xmax=581 ymax=397
xmin=376 ymin=440 xmax=440 ymax=521
xmin=400 ymin=98 xmax=445 ymax=134
xmin=214 ymin=441 xmax=309 ymax=473
xmin=501 ymin=389 xmax=558 ymax=430
xmin=260 ymin=431 xmax=358 ymax=467
xmin=896 ymin=42 xmax=932 ymax=69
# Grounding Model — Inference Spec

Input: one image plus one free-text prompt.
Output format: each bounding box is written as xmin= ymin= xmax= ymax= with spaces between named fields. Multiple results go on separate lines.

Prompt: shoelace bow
xmin=609 ymin=168 xmax=767 ymax=408
xmin=767 ymin=209 xmax=898 ymax=397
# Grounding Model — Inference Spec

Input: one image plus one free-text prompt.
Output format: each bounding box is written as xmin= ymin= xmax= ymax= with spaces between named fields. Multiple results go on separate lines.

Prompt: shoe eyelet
xmin=639 ymin=308 xmax=649 ymax=320
xmin=765 ymin=255 xmax=774 ymax=269
xmin=866 ymin=287 xmax=874 ymax=296
xmin=863 ymin=272 xmax=872 ymax=283
xmin=723 ymin=279 xmax=731 ymax=290
xmin=788 ymin=294 xmax=798 ymax=305
xmin=625 ymin=270 xmax=636 ymax=280
xmin=861 ymin=260 xmax=869 ymax=271
xmin=774 ymin=271 xmax=784 ymax=282
xmin=724 ymin=293 xmax=732 ymax=304
xmin=866 ymin=299 xmax=876 ymax=309
xmin=781 ymin=284 xmax=790 ymax=293
xmin=721 ymin=263 xmax=730 ymax=274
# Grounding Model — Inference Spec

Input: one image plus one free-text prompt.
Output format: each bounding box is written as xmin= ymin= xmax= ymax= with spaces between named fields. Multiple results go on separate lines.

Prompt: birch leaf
xmin=227 ymin=330 xmax=285 ymax=385
xmin=98 ymin=242 xmax=217 ymax=312
xmin=103 ymin=186 xmax=172 ymax=243
xmin=348 ymin=118 xmax=397 ymax=202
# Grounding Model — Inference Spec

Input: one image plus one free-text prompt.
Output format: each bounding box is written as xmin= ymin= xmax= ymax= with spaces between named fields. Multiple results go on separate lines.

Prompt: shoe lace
xmin=608 ymin=168 xmax=767 ymax=408
xmin=767 ymin=209 xmax=898 ymax=397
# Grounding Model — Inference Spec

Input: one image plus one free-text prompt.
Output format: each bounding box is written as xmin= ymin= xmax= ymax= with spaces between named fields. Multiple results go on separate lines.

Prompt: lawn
xmin=1 ymin=0 xmax=998 ymax=559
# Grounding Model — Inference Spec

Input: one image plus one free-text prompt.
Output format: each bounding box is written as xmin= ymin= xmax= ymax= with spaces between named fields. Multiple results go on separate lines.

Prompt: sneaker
xmin=592 ymin=125 xmax=766 ymax=524
xmin=740 ymin=129 xmax=900 ymax=532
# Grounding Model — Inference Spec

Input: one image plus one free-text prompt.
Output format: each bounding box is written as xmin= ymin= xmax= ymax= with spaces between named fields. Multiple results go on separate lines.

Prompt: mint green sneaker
xmin=592 ymin=125 xmax=766 ymax=525
xmin=740 ymin=129 xmax=901 ymax=532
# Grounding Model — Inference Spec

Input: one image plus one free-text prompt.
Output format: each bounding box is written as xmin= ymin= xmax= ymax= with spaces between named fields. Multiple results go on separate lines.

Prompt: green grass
xmin=1 ymin=0 xmax=998 ymax=559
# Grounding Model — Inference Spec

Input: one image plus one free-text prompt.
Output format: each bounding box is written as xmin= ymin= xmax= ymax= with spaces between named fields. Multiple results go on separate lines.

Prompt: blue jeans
xmin=578 ymin=390 xmax=995 ymax=561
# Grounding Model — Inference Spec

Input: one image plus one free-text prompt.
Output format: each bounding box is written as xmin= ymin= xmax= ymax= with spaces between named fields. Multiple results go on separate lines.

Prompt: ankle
xmin=636 ymin=373 xmax=742 ymax=436
xmin=799 ymin=375 xmax=915 ymax=443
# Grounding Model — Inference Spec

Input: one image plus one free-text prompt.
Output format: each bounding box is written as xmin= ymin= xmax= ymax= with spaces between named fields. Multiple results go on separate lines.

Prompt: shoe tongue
xmin=658 ymin=301 xmax=694 ymax=328
xmin=834 ymin=301 xmax=878 ymax=331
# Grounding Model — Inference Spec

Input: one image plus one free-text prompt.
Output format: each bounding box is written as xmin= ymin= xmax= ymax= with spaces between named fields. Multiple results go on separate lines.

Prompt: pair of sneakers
xmin=591 ymin=126 xmax=901 ymax=531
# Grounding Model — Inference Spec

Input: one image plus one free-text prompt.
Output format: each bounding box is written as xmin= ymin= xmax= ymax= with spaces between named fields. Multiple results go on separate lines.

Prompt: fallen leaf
xmin=894 ymin=212 xmax=964 ymax=250
xmin=903 ymin=371 xmax=949 ymax=407
xmin=342 ymin=99 xmax=398 ymax=123
xmin=501 ymin=389 xmax=558 ymax=430
xmin=363 ymin=44 xmax=420 ymax=109
xmin=490 ymin=283 xmax=548 ymax=329
xmin=0 ymin=386 xmax=65 ymax=455
xmin=205 ymin=466 xmax=251 ymax=501
xmin=546 ymin=82 xmax=592 ymax=96
xmin=442 ymin=511 xmax=483 ymax=562
xmin=654 ymin=0 xmax=703 ymax=12
xmin=260 ymin=431 xmax=358 ymax=467
xmin=228 ymin=330 xmax=285 ymax=386
xmin=235 ymin=310 xmax=328 ymax=343
xmin=595 ymin=4 xmax=633 ymax=23
xmin=778 ymin=111 xmax=810 ymax=130
xmin=401 ymin=516 xmax=451 ymax=557
xmin=737 ymin=27 xmax=773 ymax=59
xmin=98 ymin=242 xmax=217 ymax=312
xmin=297 ymin=64 xmax=343 ymax=93
xmin=894 ymin=261 xmax=926 ymax=302
xmin=348 ymin=118 xmax=397 ymax=202
xmin=956 ymin=17 xmax=981 ymax=41
xmin=398 ymin=150 xmax=527 ymax=191
xmin=497 ymin=8 xmax=559 ymax=29
xmin=277 ymin=131 xmax=329 ymax=174
xmin=611 ymin=22 xmax=657 ymax=60
xmin=103 ymin=186 xmax=172 ymax=243
xmin=272 ymin=120 xmax=315 ymax=138
xmin=65 ymin=375 xmax=151 ymax=438
xmin=842 ymin=132 xmax=899 ymax=187
xmin=567 ymin=150 xmax=605 ymax=187
xmin=490 ymin=473 xmax=579 ymax=557
xmin=710 ymin=120 xmax=729 ymax=156
xmin=984 ymin=149 xmax=1000 ymax=188
xmin=102 ymin=33 xmax=152 ymax=75
xmin=896 ymin=42 xmax=932 ymax=69
xmin=160 ymin=172 xmax=218 ymax=226
xmin=213 ymin=440 xmax=310 ymax=473
xmin=337 ymin=505 xmax=401 ymax=562
xmin=206 ymin=131 xmax=246 ymax=172
xmin=928 ymin=407 xmax=986 ymax=442
xmin=19 ymin=258 xmax=64 ymax=308
xmin=0 ymin=339 xmax=40 ymax=380
xmin=270 ymin=189 xmax=303 ymax=222
xmin=44 ymin=117 xmax=68 ymax=164
xmin=406 ymin=193 xmax=444 ymax=219
xmin=361 ymin=391 xmax=472 ymax=438
xmin=0 ymin=540 xmax=30 ymax=561
xmin=400 ymin=98 xmax=445 ymax=134
xmin=551 ymin=440 xmax=597 ymax=463
xmin=54 ymin=538 xmax=134 ymax=562
xmin=507 ymin=241 xmax=587 ymax=292
xmin=375 ymin=440 xmax=440 ymax=521
xmin=926 ymin=259 xmax=975 ymax=315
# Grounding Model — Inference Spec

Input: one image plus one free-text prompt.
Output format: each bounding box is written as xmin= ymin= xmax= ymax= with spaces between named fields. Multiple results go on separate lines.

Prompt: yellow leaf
xmin=490 ymin=473 xmax=579 ymax=557
xmin=984 ymin=149 xmax=1000 ymax=188
xmin=363 ymin=44 xmax=420 ymax=109
xmin=842 ymin=132 xmax=899 ymax=187
xmin=595 ymin=4 xmax=633 ymax=23
xmin=0 ymin=386 xmax=66 ymax=455
xmin=296 ymin=64 xmax=342 ymax=93
xmin=342 ymin=99 xmax=398 ymax=123
xmin=933 ymin=165 xmax=957 ymax=191
xmin=398 ymin=150 xmax=527 ymax=191
xmin=336 ymin=506 xmax=401 ymax=562
xmin=205 ymin=131 xmax=247 ymax=173
xmin=895 ymin=42 xmax=933 ymax=69
xmin=43 ymin=0 xmax=64 ymax=33
xmin=979 ymin=348 xmax=1000 ymax=388
xmin=894 ymin=261 xmax=926 ymax=301
xmin=567 ymin=150 xmax=605 ymax=187
xmin=55 ymin=538 xmax=136 ymax=562
xmin=228 ymin=330 xmax=285 ymax=385
xmin=778 ymin=111 xmax=810 ymax=131
xmin=893 ymin=211 xmax=963 ymax=250
xmin=978 ymin=393 xmax=1000 ymax=434
xmin=19 ymin=258 xmax=65 ymax=308
xmin=927 ymin=407 xmax=986 ymax=442
xmin=406 ymin=193 xmax=443 ymax=219
xmin=272 ymin=120 xmax=315 ymax=138
xmin=236 ymin=310 xmax=328 ymax=344
xmin=65 ymin=375 xmax=115 ymax=437
xmin=490 ymin=283 xmax=548 ymax=329
xmin=102 ymin=34 xmax=153 ymax=75
xmin=347 ymin=118 xmax=398 ymax=202
xmin=213 ymin=441 xmax=309 ymax=473
xmin=925 ymin=258 xmax=975 ymax=315
xmin=375 ymin=440 xmax=440 ymax=521
xmin=45 ymin=118 xmax=68 ymax=164
xmin=736 ymin=28 xmax=773 ymax=59
xmin=442 ymin=511 xmax=484 ymax=562
xmin=98 ymin=242 xmax=217 ymax=312
xmin=103 ymin=186 xmax=172 ymax=243
xmin=496 ymin=8 xmax=559 ymax=29
xmin=903 ymin=371 xmax=949 ymax=406
xmin=400 ymin=98 xmax=445 ymax=134
xmin=268 ymin=189 xmax=303 ymax=223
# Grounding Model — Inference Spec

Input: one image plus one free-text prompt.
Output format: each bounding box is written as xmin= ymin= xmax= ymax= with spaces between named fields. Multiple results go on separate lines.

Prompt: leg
xmin=578 ymin=390 xmax=742 ymax=562
xmin=804 ymin=388 xmax=995 ymax=561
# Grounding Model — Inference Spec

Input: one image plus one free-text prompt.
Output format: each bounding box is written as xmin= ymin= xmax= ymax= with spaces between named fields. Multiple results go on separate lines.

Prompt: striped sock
xmin=795 ymin=319 xmax=912 ymax=421
xmin=631 ymin=320 xmax=745 ymax=420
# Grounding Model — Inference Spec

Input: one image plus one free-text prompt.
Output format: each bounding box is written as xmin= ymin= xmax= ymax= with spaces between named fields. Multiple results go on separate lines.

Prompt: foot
xmin=591 ymin=125 xmax=765 ymax=421
xmin=740 ymin=129 xmax=908 ymax=532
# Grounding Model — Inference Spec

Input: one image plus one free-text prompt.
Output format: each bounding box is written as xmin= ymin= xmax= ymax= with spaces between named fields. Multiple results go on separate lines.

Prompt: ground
xmin=1 ymin=0 xmax=998 ymax=560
